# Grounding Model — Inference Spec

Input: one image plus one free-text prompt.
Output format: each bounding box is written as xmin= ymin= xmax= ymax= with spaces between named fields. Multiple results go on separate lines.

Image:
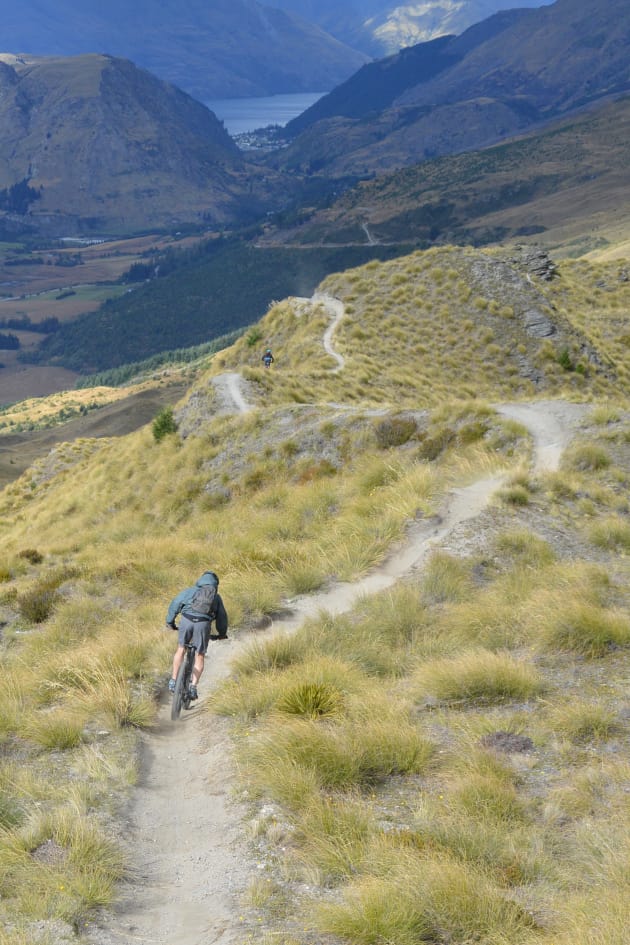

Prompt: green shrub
xmin=152 ymin=406 xmax=178 ymax=442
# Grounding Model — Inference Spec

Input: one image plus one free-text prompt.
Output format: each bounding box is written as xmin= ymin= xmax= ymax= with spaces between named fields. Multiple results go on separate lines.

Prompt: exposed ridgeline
xmin=211 ymin=246 xmax=622 ymax=409
xmin=0 ymin=0 xmax=368 ymax=99
xmin=276 ymin=0 xmax=630 ymax=177
xmin=0 ymin=54 xmax=283 ymax=236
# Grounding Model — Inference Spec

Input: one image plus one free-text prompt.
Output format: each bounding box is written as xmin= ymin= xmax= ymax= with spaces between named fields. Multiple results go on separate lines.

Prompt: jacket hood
xmin=197 ymin=571 xmax=219 ymax=587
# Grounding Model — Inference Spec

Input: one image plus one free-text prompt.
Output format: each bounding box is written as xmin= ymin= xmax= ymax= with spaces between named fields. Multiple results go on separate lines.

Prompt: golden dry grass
xmin=0 ymin=244 xmax=629 ymax=940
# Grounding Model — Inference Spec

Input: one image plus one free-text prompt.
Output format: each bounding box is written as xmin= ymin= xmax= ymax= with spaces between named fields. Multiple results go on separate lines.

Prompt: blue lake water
xmin=207 ymin=92 xmax=325 ymax=135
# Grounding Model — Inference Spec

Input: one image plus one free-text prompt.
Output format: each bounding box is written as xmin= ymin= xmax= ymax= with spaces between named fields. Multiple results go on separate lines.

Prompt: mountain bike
xmin=171 ymin=642 xmax=197 ymax=721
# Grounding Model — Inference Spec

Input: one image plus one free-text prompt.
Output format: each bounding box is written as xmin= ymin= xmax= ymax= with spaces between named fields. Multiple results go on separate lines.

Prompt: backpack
xmin=188 ymin=582 xmax=216 ymax=616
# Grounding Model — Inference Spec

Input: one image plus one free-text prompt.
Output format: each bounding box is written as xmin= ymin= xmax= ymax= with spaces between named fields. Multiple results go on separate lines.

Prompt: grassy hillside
xmin=266 ymin=95 xmax=630 ymax=257
xmin=215 ymin=245 xmax=626 ymax=407
xmin=0 ymin=244 xmax=629 ymax=944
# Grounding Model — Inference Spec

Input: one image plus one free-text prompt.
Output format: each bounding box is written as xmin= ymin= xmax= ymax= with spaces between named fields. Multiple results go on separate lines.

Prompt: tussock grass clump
xmin=420 ymin=552 xmax=473 ymax=605
xmin=494 ymin=528 xmax=555 ymax=569
xmin=535 ymin=597 xmax=630 ymax=656
xmin=497 ymin=469 xmax=535 ymax=507
xmin=231 ymin=633 xmax=308 ymax=676
xmin=317 ymin=851 xmax=536 ymax=945
xmin=0 ymin=805 xmax=125 ymax=926
xmin=24 ymin=709 xmax=86 ymax=751
xmin=429 ymin=588 xmax=523 ymax=652
xmin=212 ymin=656 xmax=363 ymax=721
xmin=47 ymin=660 xmax=157 ymax=729
xmin=374 ymin=415 xmax=418 ymax=449
xmin=414 ymin=650 xmax=544 ymax=704
xmin=527 ymin=564 xmax=630 ymax=658
xmin=297 ymin=588 xmax=431 ymax=676
xmin=563 ymin=441 xmax=611 ymax=472
xmin=243 ymin=708 xmax=432 ymax=799
xmin=587 ymin=515 xmax=630 ymax=551
xmin=17 ymin=585 xmax=60 ymax=623
xmin=293 ymin=795 xmax=373 ymax=884
xmin=547 ymin=701 xmax=618 ymax=742
xmin=588 ymin=403 xmax=621 ymax=425
xmin=449 ymin=771 xmax=528 ymax=825
xmin=276 ymin=681 xmax=344 ymax=719
xmin=0 ymin=787 xmax=24 ymax=830
xmin=17 ymin=548 xmax=44 ymax=565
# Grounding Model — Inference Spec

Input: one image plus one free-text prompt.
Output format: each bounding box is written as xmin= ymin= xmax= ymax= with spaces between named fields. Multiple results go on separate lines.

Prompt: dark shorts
xmin=177 ymin=614 xmax=211 ymax=655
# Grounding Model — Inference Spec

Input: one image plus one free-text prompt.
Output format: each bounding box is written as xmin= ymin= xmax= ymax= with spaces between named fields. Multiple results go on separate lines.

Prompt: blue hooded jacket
xmin=166 ymin=571 xmax=227 ymax=634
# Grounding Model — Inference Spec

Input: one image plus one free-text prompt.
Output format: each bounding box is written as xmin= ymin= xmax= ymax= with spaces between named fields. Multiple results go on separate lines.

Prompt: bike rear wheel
xmin=171 ymin=648 xmax=194 ymax=720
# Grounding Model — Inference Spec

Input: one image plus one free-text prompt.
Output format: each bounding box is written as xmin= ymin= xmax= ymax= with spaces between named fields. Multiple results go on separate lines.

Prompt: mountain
xmin=0 ymin=53 xmax=284 ymax=236
xmin=0 ymin=0 xmax=368 ymax=99
xmin=274 ymin=0 xmax=630 ymax=178
xmin=272 ymin=0 xmax=549 ymax=55
xmin=264 ymin=94 xmax=630 ymax=257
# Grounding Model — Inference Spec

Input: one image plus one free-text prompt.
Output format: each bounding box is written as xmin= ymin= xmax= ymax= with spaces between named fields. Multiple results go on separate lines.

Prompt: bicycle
xmin=171 ymin=641 xmax=197 ymax=721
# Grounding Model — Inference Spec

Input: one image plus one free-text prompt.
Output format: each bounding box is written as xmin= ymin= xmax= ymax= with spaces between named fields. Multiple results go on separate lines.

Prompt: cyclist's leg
xmin=190 ymin=620 xmax=211 ymax=686
xmin=171 ymin=619 xmax=194 ymax=681
xmin=171 ymin=644 xmax=186 ymax=681
xmin=192 ymin=651 xmax=205 ymax=686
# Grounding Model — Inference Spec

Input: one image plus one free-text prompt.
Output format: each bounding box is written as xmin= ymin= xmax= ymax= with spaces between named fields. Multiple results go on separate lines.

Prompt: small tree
xmin=152 ymin=406 xmax=178 ymax=442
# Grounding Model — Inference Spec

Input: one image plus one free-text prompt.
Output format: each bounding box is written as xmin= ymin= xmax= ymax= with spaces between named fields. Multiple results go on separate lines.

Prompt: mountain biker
xmin=262 ymin=348 xmax=274 ymax=368
xmin=165 ymin=570 xmax=228 ymax=701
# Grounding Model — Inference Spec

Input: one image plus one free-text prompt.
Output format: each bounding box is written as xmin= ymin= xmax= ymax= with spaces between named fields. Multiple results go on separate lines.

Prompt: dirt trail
xmin=88 ymin=392 xmax=588 ymax=945
xmin=211 ymin=372 xmax=252 ymax=414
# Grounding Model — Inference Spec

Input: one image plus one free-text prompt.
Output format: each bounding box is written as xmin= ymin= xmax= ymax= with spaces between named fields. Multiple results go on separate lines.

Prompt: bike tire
xmin=171 ymin=655 xmax=189 ymax=721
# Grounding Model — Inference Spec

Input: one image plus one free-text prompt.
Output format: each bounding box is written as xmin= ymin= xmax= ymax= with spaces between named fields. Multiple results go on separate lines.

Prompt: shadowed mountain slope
xmin=267 ymin=95 xmax=630 ymax=256
xmin=275 ymin=0 xmax=630 ymax=177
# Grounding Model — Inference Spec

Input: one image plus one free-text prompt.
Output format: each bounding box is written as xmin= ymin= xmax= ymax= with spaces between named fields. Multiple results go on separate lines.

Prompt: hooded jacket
xmin=166 ymin=571 xmax=228 ymax=634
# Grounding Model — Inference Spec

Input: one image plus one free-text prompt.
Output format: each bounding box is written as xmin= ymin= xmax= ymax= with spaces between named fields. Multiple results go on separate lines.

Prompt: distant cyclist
xmin=262 ymin=348 xmax=274 ymax=368
xmin=165 ymin=570 xmax=228 ymax=700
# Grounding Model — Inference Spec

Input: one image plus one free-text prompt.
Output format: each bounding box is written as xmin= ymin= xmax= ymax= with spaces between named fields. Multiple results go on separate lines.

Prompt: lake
xmin=207 ymin=92 xmax=325 ymax=135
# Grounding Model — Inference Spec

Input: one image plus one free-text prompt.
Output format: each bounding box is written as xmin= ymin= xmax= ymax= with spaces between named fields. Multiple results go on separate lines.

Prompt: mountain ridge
xmin=275 ymin=0 xmax=630 ymax=178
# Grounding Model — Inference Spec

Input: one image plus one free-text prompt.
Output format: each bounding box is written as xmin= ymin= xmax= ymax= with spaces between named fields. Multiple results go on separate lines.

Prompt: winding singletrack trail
xmin=87 ymin=392 xmax=587 ymax=945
